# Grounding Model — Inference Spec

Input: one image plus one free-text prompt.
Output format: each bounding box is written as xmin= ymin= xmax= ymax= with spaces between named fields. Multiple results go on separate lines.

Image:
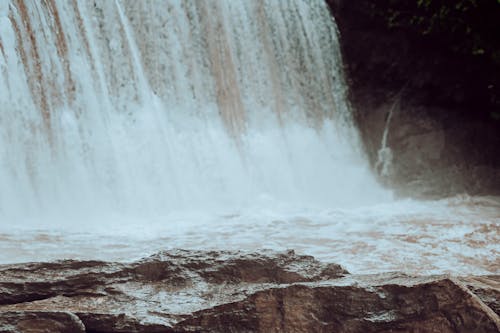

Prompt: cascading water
xmin=0 ymin=0 xmax=498 ymax=275
xmin=0 ymin=0 xmax=389 ymax=222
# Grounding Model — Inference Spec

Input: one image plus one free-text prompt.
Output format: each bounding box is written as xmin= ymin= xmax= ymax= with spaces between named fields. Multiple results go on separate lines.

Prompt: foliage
xmin=373 ymin=0 xmax=500 ymax=61
xmin=370 ymin=0 xmax=500 ymax=119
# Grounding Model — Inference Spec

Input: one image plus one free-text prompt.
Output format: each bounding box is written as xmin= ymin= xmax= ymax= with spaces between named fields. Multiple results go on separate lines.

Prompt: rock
xmin=180 ymin=278 xmax=500 ymax=333
xmin=327 ymin=0 xmax=500 ymax=198
xmin=460 ymin=276 xmax=500 ymax=316
xmin=0 ymin=260 xmax=128 ymax=305
xmin=0 ymin=311 xmax=85 ymax=333
xmin=0 ymin=250 xmax=498 ymax=332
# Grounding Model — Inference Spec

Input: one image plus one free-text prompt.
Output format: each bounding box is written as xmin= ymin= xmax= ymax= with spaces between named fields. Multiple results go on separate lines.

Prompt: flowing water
xmin=0 ymin=0 xmax=498 ymax=274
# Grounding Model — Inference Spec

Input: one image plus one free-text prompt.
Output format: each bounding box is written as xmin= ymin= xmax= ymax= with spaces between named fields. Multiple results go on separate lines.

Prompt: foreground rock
xmin=0 ymin=311 xmax=85 ymax=333
xmin=0 ymin=250 xmax=498 ymax=333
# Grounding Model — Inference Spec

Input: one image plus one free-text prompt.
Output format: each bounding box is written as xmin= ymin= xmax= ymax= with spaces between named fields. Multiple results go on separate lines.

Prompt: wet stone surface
xmin=0 ymin=249 xmax=498 ymax=333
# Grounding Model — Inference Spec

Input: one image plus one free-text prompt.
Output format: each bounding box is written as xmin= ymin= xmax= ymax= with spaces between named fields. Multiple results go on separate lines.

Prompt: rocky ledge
xmin=0 ymin=250 xmax=498 ymax=333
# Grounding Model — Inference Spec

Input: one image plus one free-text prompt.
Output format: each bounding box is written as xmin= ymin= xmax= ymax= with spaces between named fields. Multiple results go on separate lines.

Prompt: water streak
xmin=0 ymin=0 xmax=390 ymax=223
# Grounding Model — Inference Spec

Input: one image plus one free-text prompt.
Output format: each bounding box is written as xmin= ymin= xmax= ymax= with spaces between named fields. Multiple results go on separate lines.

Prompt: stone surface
xmin=0 ymin=250 xmax=498 ymax=332
xmin=0 ymin=311 xmax=85 ymax=333
xmin=328 ymin=0 xmax=500 ymax=198
xmin=460 ymin=276 xmax=500 ymax=316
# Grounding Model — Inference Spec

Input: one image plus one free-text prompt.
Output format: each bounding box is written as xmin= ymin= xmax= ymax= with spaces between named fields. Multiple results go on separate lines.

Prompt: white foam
xmin=0 ymin=0 xmax=391 ymax=224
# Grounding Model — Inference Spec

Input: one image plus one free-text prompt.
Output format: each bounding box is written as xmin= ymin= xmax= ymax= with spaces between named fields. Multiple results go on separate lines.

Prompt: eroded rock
xmin=0 ymin=311 xmax=85 ymax=333
xmin=461 ymin=276 xmax=500 ymax=316
xmin=0 ymin=250 xmax=498 ymax=333
xmin=181 ymin=279 xmax=500 ymax=333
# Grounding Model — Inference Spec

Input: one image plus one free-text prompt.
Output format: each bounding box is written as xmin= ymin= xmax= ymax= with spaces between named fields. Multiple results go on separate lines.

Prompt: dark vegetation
xmin=371 ymin=0 xmax=500 ymax=120
xmin=329 ymin=0 xmax=500 ymax=121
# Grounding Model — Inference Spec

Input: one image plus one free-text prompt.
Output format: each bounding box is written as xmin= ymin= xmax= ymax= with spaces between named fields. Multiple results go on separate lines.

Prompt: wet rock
xmin=0 ymin=260 xmax=128 ymax=305
xmin=0 ymin=250 xmax=498 ymax=332
xmin=180 ymin=278 xmax=500 ymax=333
xmin=328 ymin=0 xmax=500 ymax=198
xmin=461 ymin=276 xmax=500 ymax=316
xmin=0 ymin=311 xmax=85 ymax=333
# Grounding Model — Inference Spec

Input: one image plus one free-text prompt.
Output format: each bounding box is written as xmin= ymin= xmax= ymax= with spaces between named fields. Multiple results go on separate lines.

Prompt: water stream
xmin=0 ymin=0 xmax=498 ymax=274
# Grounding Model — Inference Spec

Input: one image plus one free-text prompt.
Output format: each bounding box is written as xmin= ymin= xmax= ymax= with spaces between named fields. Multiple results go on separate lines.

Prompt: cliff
xmin=328 ymin=0 xmax=500 ymax=198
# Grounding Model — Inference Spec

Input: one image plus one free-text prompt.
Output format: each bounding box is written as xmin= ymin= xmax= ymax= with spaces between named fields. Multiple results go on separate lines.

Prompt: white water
xmin=0 ymin=0 xmax=389 ymax=221
xmin=0 ymin=1 xmax=498 ymax=274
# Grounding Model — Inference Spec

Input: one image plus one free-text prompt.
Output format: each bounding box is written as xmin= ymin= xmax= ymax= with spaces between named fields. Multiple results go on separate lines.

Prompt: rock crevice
xmin=0 ymin=250 xmax=498 ymax=332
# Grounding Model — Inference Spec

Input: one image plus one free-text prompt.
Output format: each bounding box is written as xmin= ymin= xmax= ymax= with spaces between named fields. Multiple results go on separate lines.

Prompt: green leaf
xmin=473 ymin=48 xmax=485 ymax=55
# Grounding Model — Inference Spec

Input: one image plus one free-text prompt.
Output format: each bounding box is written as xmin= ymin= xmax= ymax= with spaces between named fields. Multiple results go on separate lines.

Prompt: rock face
xmin=0 ymin=312 xmax=85 ymax=333
xmin=328 ymin=0 xmax=500 ymax=198
xmin=0 ymin=250 xmax=498 ymax=333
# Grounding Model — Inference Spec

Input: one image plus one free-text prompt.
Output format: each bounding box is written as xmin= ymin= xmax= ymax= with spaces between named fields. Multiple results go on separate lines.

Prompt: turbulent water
xmin=0 ymin=0 xmax=389 ymax=221
xmin=0 ymin=0 xmax=498 ymax=274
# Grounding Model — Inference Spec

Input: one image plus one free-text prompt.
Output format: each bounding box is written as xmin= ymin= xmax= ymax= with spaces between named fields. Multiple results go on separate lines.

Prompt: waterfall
xmin=0 ymin=0 xmax=391 ymax=223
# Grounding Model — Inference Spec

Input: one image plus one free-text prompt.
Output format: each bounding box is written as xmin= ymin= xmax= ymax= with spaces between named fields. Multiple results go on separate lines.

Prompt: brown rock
xmin=328 ymin=0 xmax=500 ymax=198
xmin=179 ymin=277 xmax=500 ymax=333
xmin=0 ymin=250 xmax=498 ymax=333
xmin=461 ymin=276 xmax=500 ymax=316
xmin=0 ymin=311 xmax=85 ymax=333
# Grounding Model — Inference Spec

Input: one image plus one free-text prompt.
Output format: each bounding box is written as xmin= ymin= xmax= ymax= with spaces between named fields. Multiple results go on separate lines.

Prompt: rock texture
xmin=0 ymin=311 xmax=85 ymax=333
xmin=328 ymin=0 xmax=500 ymax=198
xmin=0 ymin=250 xmax=498 ymax=333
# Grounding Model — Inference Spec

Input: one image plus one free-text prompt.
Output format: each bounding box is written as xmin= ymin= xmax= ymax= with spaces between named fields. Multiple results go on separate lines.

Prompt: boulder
xmin=0 ymin=311 xmax=85 ymax=333
xmin=0 ymin=250 xmax=498 ymax=332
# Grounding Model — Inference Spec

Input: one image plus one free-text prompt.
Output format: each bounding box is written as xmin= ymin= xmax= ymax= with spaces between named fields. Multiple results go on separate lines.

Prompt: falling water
xmin=0 ymin=0 xmax=390 ymax=222
xmin=0 ymin=1 xmax=498 ymax=276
